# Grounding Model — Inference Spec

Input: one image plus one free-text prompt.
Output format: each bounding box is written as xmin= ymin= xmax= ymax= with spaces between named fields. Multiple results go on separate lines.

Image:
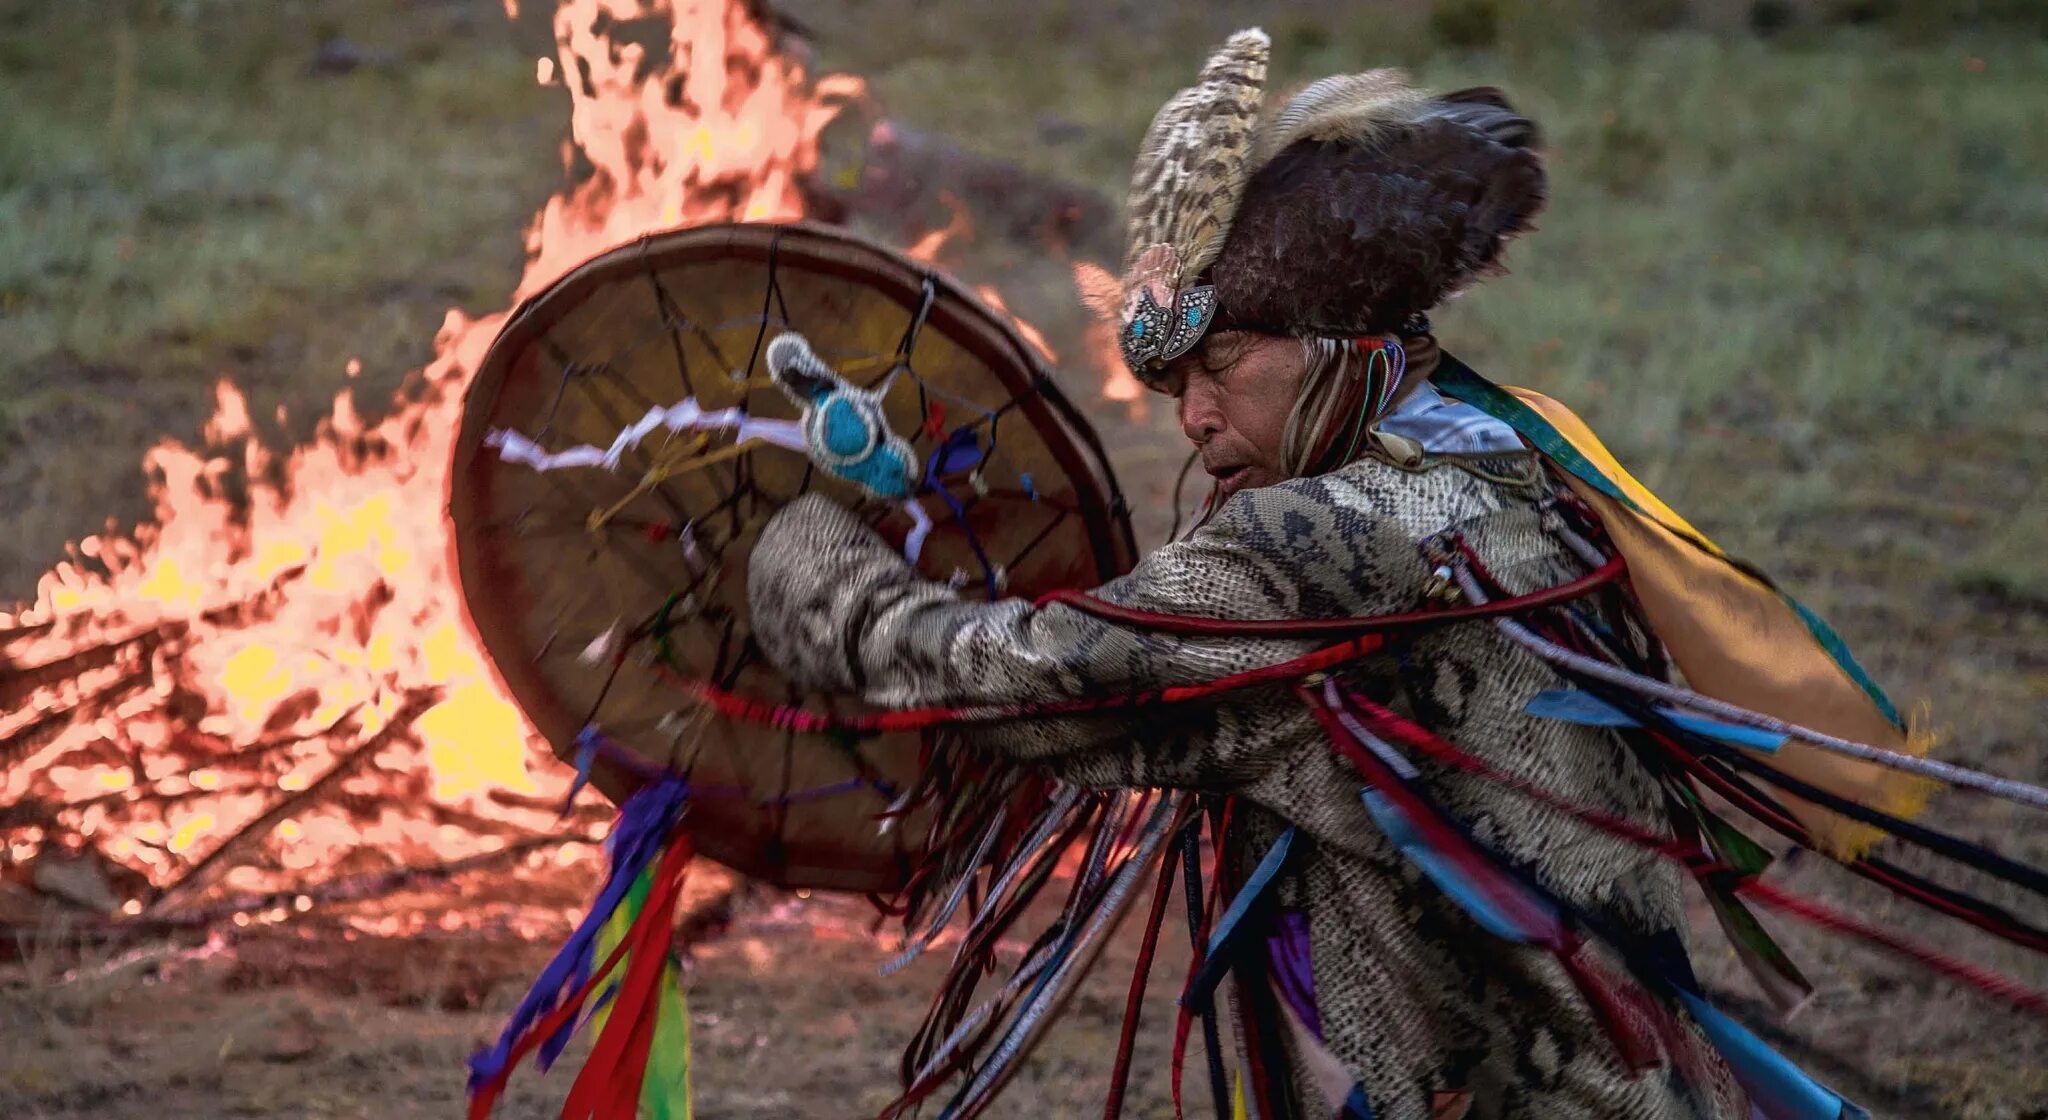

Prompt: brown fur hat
xmin=1101 ymin=33 xmax=1547 ymax=385
xmin=1212 ymin=86 xmax=1546 ymax=338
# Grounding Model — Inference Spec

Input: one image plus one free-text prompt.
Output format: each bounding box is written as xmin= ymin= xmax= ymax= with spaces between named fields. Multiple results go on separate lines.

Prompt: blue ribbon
xmin=1524 ymin=689 xmax=1789 ymax=753
xmin=1359 ymin=788 xmax=1552 ymax=943
xmin=922 ymin=426 xmax=986 ymax=482
xmin=1675 ymin=990 xmax=1866 ymax=1120
xmin=1181 ymin=826 xmax=1294 ymax=1012
xmin=920 ymin=426 xmax=998 ymax=599
xmin=466 ymin=775 xmax=690 ymax=1088
xmin=561 ymin=726 xmax=603 ymax=816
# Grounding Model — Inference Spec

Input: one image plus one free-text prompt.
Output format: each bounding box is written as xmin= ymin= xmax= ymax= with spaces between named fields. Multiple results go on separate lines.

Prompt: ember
xmin=0 ymin=0 xmax=867 ymax=930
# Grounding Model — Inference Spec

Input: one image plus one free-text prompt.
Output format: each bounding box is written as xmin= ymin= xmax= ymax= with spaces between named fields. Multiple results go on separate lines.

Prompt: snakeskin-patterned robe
xmin=749 ymin=448 xmax=1738 ymax=1120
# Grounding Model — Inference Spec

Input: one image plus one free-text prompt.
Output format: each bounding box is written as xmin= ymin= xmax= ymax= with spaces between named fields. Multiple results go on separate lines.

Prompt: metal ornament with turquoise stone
xmin=766 ymin=331 xmax=917 ymax=501
xmin=1118 ymin=284 xmax=1220 ymax=380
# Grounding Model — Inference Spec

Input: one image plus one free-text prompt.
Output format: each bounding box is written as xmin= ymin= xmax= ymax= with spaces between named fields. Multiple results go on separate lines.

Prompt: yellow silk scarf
xmin=1503 ymin=386 xmax=1933 ymax=856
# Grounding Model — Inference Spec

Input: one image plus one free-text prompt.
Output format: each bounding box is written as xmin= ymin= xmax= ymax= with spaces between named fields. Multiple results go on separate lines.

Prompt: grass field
xmin=1 ymin=0 xmax=2043 ymax=1115
xmin=0 ymin=0 xmax=559 ymax=588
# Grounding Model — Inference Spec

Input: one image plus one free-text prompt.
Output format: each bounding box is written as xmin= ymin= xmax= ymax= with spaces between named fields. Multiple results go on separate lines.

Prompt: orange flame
xmin=1085 ymin=320 xmax=1148 ymax=421
xmin=906 ymin=191 xmax=972 ymax=264
xmin=1068 ymin=261 xmax=1148 ymax=421
xmin=974 ymin=284 xmax=1057 ymax=365
xmin=1 ymin=0 xmax=862 ymax=900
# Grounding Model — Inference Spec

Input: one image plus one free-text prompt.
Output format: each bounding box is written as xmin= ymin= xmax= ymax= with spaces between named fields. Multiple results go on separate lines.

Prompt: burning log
xmin=0 ymin=614 xmax=54 ymax=642
xmin=141 ymin=690 xmax=438 ymax=916
xmin=0 ymin=624 xmax=176 ymax=711
xmin=4 ymin=701 xmax=367 ymax=837
xmin=178 ymin=830 xmax=598 ymax=931
xmin=0 ymin=832 xmax=603 ymax=961
xmin=0 ymin=665 xmax=152 ymax=768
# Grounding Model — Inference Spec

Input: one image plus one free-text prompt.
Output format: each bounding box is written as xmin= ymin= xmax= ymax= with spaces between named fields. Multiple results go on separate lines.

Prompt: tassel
xmin=561 ymin=831 xmax=695 ymax=1119
xmin=640 ymin=980 xmax=694 ymax=1120
xmin=1674 ymin=991 xmax=1867 ymax=1120
xmin=583 ymin=868 xmax=695 ymax=1120
xmin=1700 ymin=883 xmax=1815 ymax=1016
xmin=1103 ymin=835 xmax=1179 ymax=1120
xmin=1680 ymin=798 xmax=1815 ymax=1015
xmin=1169 ymin=812 xmax=1233 ymax=1120
xmin=1660 ymin=783 xmax=1815 ymax=1016
xmin=1181 ymin=826 xmax=1294 ymax=1013
xmin=1304 ymin=683 xmax=1667 ymax=1072
xmin=467 ymin=774 xmax=696 ymax=1120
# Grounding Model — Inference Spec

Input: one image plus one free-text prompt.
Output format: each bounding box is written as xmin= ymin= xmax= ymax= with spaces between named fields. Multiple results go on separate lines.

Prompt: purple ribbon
xmin=466 ymin=774 xmax=690 ymax=1089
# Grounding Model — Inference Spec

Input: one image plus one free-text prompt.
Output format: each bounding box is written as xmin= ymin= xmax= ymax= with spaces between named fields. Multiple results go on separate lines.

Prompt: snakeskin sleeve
xmin=746 ymin=481 xmax=1424 ymax=796
xmin=749 ymin=462 xmax=1722 ymax=1118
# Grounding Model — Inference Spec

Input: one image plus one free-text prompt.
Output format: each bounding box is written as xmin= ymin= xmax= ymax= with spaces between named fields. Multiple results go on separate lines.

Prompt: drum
xmin=448 ymin=222 xmax=1135 ymax=893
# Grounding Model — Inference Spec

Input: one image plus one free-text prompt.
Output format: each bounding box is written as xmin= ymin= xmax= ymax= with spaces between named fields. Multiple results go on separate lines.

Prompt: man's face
xmin=1161 ymin=331 xmax=1306 ymax=501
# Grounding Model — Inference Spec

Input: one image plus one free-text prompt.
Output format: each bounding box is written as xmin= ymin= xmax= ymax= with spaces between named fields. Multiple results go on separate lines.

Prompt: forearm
xmin=747 ymin=495 xmax=1315 ymax=787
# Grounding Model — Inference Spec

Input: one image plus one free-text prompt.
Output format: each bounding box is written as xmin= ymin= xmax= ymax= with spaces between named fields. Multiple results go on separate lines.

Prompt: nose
xmin=1179 ymin=376 xmax=1224 ymax=445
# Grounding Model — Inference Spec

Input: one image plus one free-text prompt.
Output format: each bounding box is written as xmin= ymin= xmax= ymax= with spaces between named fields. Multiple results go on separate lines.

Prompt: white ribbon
xmin=482 ymin=398 xmax=807 ymax=474
xmin=485 ymin=397 xmax=937 ymax=567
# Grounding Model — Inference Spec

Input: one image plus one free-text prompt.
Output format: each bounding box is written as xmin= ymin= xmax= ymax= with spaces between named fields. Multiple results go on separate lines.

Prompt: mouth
xmin=1206 ymin=462 xmax=1252 ymax=494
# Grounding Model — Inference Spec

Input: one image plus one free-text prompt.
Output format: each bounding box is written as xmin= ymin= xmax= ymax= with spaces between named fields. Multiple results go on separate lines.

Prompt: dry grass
xmin=0 ymin=884 xmax=1201 ymax=1120
xmin=0 ymin=0 xmax=559 ymax=593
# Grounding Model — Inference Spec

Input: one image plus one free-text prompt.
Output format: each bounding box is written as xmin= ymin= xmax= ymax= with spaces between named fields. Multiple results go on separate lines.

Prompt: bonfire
xmin=0 ymin=0 xmax=1095 ymax=942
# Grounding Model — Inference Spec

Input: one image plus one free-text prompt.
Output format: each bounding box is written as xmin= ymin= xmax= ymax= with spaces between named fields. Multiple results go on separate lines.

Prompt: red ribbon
xmin=466 ymin=830 xmax=695 ymax=1120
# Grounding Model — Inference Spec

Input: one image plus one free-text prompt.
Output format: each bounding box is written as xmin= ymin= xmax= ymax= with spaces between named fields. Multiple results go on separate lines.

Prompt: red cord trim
xmin=1035 ymin=555 xmax=1626 ymax=636
xmin=680 ymin=557 xmax=1626 ymax=735
xmin=679 ymin=632 xmax=1391 ymax=733
xmin=1102 ymin=823 xmax=1180 ymax=1120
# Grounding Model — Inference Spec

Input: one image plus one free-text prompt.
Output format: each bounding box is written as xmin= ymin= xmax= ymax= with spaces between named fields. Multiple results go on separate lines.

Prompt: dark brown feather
xmin=1211 ymin=90 xmax=1546 ymax=337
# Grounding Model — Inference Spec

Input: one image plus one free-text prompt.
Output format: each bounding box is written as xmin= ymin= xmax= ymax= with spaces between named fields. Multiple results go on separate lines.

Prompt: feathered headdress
xmin=1096 ymin=31 xmax=1548 ymax=388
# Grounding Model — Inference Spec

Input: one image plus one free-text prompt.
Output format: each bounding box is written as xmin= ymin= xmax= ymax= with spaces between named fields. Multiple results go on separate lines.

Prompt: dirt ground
xmin=2 ymin=859 xmax=2035 ymax=1120
xmin=0 ymin=864 xmax=1210 ymax=1120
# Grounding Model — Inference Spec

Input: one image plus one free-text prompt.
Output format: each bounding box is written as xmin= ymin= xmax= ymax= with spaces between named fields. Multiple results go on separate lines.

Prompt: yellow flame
xmin=251 ymin=539 xmax=311 ymax=583
xmin=219 ymin=645 xmax=293 ymax=723
xmin=136 ymin=557 xmax=203 ymax=611
xmin=167 ymin=813 xmax=215 ymax=854
xmin=307 ymin=494 xmax=412 ymax=591
xmin=417 ymin=683 xmax=535 ymax=801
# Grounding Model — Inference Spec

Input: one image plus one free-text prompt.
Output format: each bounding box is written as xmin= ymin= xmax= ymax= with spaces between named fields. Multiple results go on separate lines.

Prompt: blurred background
xmin=1 ymin=0 xmax=2043 ymax=1116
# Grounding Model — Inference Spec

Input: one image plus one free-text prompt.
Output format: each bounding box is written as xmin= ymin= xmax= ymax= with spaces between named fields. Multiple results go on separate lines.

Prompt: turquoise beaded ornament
xmin=766 ymin=333 xmax=918 ymax=501
xmin=1118 ymin=284 xmax=1219 ymax=378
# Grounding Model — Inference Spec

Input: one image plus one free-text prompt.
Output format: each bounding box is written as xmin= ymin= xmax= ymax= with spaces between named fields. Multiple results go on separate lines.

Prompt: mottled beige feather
xmin=1121 ymin=28 xmax=1269 ymax=289
xmin=1252 ymin=70 xmax=1433 ymax=168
